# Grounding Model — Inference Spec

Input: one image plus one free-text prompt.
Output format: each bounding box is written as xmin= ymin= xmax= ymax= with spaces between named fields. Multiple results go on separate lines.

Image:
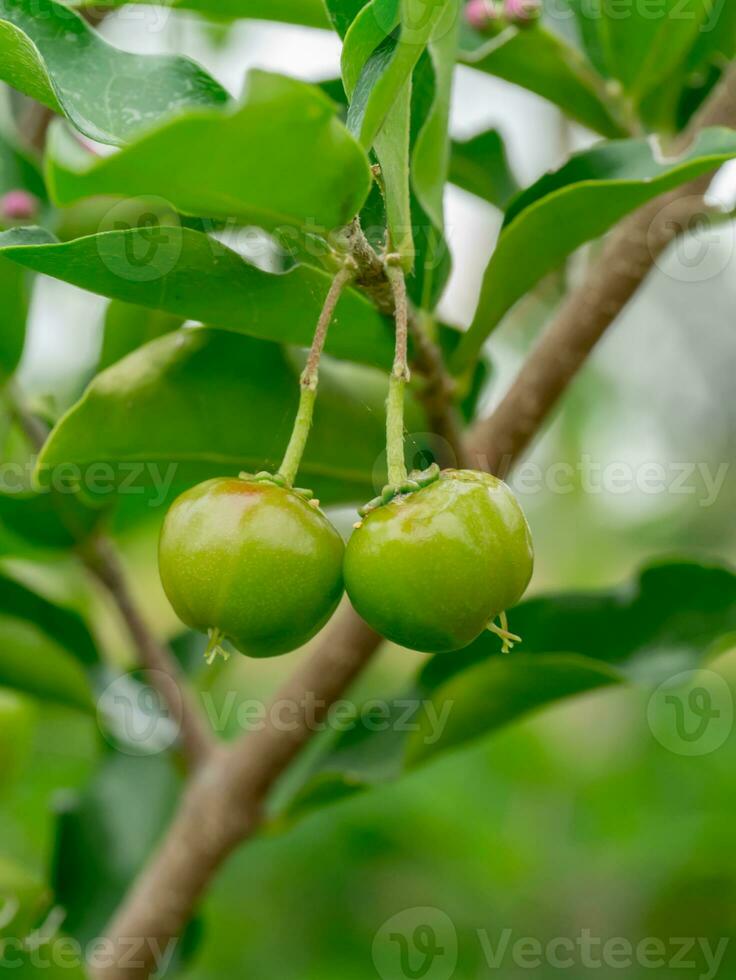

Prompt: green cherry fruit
xmin=159 ymin=478 xmax=344 ymax=658
xmin=344 ymin=469 xmax=533 ymax=654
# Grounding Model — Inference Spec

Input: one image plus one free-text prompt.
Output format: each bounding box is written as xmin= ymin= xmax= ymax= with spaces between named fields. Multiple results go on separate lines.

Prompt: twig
xmin=91 ymin=61 xmax=736 ymax=980
xmin=279 ymin=262 xmax=355 ymax=486
xmin=8 ymin=391 xmax=214 ymax=771
xmin=81 ymin=537 xmax=214 ymax=770
xmin=343 ymin=219 xmax=468 ymax=466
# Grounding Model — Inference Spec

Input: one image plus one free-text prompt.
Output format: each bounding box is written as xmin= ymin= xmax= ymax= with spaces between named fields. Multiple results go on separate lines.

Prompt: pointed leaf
xmin=460 ymin=21 xmax=626 ymax=138
xmin=0 ymin=614 xmax=94 ymax=712
xmin=46 ymin=70 xmax=372 ymax=233
xmin=36 ymin=328 xmax=411 ymax=507
xmin=0 ymin=565 xmax=99 ymax=665
xmin=0 ymin=0 xmax=228 ymax=145
xmin=453 ymin=127 xmax=736 ymax=371
xmin=282 ymin=559 xmax=736 ymax=821
xmin=0 ymin=226 xmax=395 ymax=370
xmin=74 ymin=0 xmax=332 ymax=28
xmin=449 ymin=128 xmax=519 ymax=209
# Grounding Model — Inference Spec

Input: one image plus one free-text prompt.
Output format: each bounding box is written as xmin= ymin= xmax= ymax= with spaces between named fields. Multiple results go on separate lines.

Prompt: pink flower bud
xmin=465 ymin=0 xmax=501 ymax=30
xmin=0 ymin=189 xmax=38 ymax=222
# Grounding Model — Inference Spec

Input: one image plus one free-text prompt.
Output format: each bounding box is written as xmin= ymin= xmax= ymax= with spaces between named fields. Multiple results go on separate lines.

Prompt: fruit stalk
xmin=278 ymin=262 xmax=355 ymax=486
xmin=385 ymin=258 xmax=411 ymax=487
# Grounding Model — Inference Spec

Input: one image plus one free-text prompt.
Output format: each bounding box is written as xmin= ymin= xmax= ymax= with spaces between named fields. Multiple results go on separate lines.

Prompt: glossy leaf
xmin=35 ymin=327 xmax=418 ymax=508
xmin=53 ymin=753 xmax=182 ymax=944
xmin=0 ymin=257 xmax=27 ymax=379
xmin=0 ymin=488 xmax=104 ymax=551
xmin=282 ymin=559 xmax=736 ymax=820
xmin=459 ymin=21 xmax=626 ymax=138
xmin=46 ymin=70 xmax=372 ymax=234
xmin=0 ymin=133 xmax=44 ymax=378
xmin=345 ymin=0 xmax=455 ymax=150
xmin=74 ymin=0 xmax=332 ymax=28
xmin=453 ymin=127 xmax=736 ymax=371
xmin=579 ymin=0 xmax=715 ymax=103
xmin=0 ymin=0 xmax=228 ymax=145
xmin=0 ymin=565 xmax=99 ymax=665
xmin=0 ymin=614 xmax=94 ymax=712
xmin=0 ymin=226 xmax=395 ymax=371
xmin=409 ymin=9 xmax=459 ymax=305
xmin=407 ymin=655 xmax=622 ymax=764
xmin=449 ymin=128 xmax=519 ymax=209
xmin=98 ymin=301 xmax=183 ymax=371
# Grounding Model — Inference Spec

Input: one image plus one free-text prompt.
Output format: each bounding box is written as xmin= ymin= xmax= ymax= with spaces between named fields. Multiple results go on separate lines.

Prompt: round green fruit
xmin=159 ymin=478 xmax=344 ymax=658
xmin=344 ymin=469 xmax=533 ymax=654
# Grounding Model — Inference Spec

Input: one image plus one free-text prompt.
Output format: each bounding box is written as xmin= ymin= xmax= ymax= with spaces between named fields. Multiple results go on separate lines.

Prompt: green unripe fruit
xmin=159 ymin=478 xmax=344 ymax=658
xmin=344 ymin=469 xmax=533 ymax=653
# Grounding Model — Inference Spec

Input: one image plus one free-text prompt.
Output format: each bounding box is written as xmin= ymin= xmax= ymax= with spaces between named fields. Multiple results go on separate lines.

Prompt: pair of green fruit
xmin=158 ymin=467 xmax=534 ymax=659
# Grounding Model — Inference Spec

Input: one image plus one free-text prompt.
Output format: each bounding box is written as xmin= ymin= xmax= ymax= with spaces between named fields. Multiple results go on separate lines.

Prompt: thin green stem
xmin=278 ymin=263 xmax=354 ymax=486
xmin=385 ymin=258 xmax=410 ymax=488
xmin=386 ymin=373 xmax=407 ymax=487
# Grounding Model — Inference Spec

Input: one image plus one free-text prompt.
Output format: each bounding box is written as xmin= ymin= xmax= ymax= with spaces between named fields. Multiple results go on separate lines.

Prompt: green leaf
xmin=460 ymin=22 xmax=627 ymax=138
xmin=348 ymin=35 xmax=414 ymax=260
xmin=407 ymin=654 xmax=622 ymax=764
xmin=0 ymin=132 xmax=44 ymax=379
xmin=46 ymin=70 xmax=372 ymax=234
xmin=282 ymin=559 xmax=736 ymax=821
xmin=0 ymin=488 xmax=104 ymax=551
xmin=584 ymin=0 xmax=715 ymax=104
xmin=0 ymin=614 xmax=94 ymax=712
xmin=0 ymin=256 xmax=28 ymax=379
xmin=98 ymin=300 xmax=183 ymax=371
xmin=324 ymin=0 xmax=368 ymax=36
xmin=36 ymin=327 xmax=413 ymax=508
xmin=409 ymin=8 xmax=459 ymax=306
xmin=0 ymin=0 xmax=229 ymax=145
xmin=0 ymin=565 xmax=99 ymax=665
xmin=346 ymin=0 xmax=455 ymax=150
xmin=453 ymin=127 xmax=736 ymax=372
xmin=74 ymin=0 xmax=332 ymax=28
xmin=0 ymin=854 xmax=49 ymax=941
xmin=0 ymin=133 xmax=46 ymax=201
xmin=0 ymin=226 xmax=395 ymax=371
xmin=53 ymin=753 xmax=183 ymax=944
xmin=449 ymin=128 xmax=519 ymax=209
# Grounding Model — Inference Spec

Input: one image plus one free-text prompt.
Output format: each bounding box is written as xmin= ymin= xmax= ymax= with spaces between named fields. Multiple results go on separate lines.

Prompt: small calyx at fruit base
xmin=356 ymin=462 xmax=442 ymax=519
xmin=239 ymin=470 xmax=321 ymax=508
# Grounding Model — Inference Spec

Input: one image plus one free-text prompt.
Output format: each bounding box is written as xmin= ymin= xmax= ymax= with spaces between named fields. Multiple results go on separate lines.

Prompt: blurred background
xmin=2 ymin=6 xmax=736 ymax=979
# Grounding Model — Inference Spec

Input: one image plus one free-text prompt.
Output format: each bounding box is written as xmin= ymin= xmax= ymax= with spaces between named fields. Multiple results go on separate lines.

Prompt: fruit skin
xmin=159 ymin=478 xmax=344 ymax=658
xmin=344 ymin=469 xmax=533 ymax=654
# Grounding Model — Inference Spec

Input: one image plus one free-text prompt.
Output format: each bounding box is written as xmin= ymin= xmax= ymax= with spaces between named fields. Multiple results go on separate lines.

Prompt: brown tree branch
xmin=81 ymin=537 xmax=214 ymax=770
xmin=92 ymin=63 xmax=736 ymax=980
xmin=8 ymin=392 xmax=214 ymax=771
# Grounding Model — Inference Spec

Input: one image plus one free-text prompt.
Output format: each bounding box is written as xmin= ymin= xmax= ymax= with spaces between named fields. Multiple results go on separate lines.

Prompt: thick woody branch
xmin=92 ymin=64 xmax=736 ymax=979
xmin=467 ymin=61 xmax=736 ymax=476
